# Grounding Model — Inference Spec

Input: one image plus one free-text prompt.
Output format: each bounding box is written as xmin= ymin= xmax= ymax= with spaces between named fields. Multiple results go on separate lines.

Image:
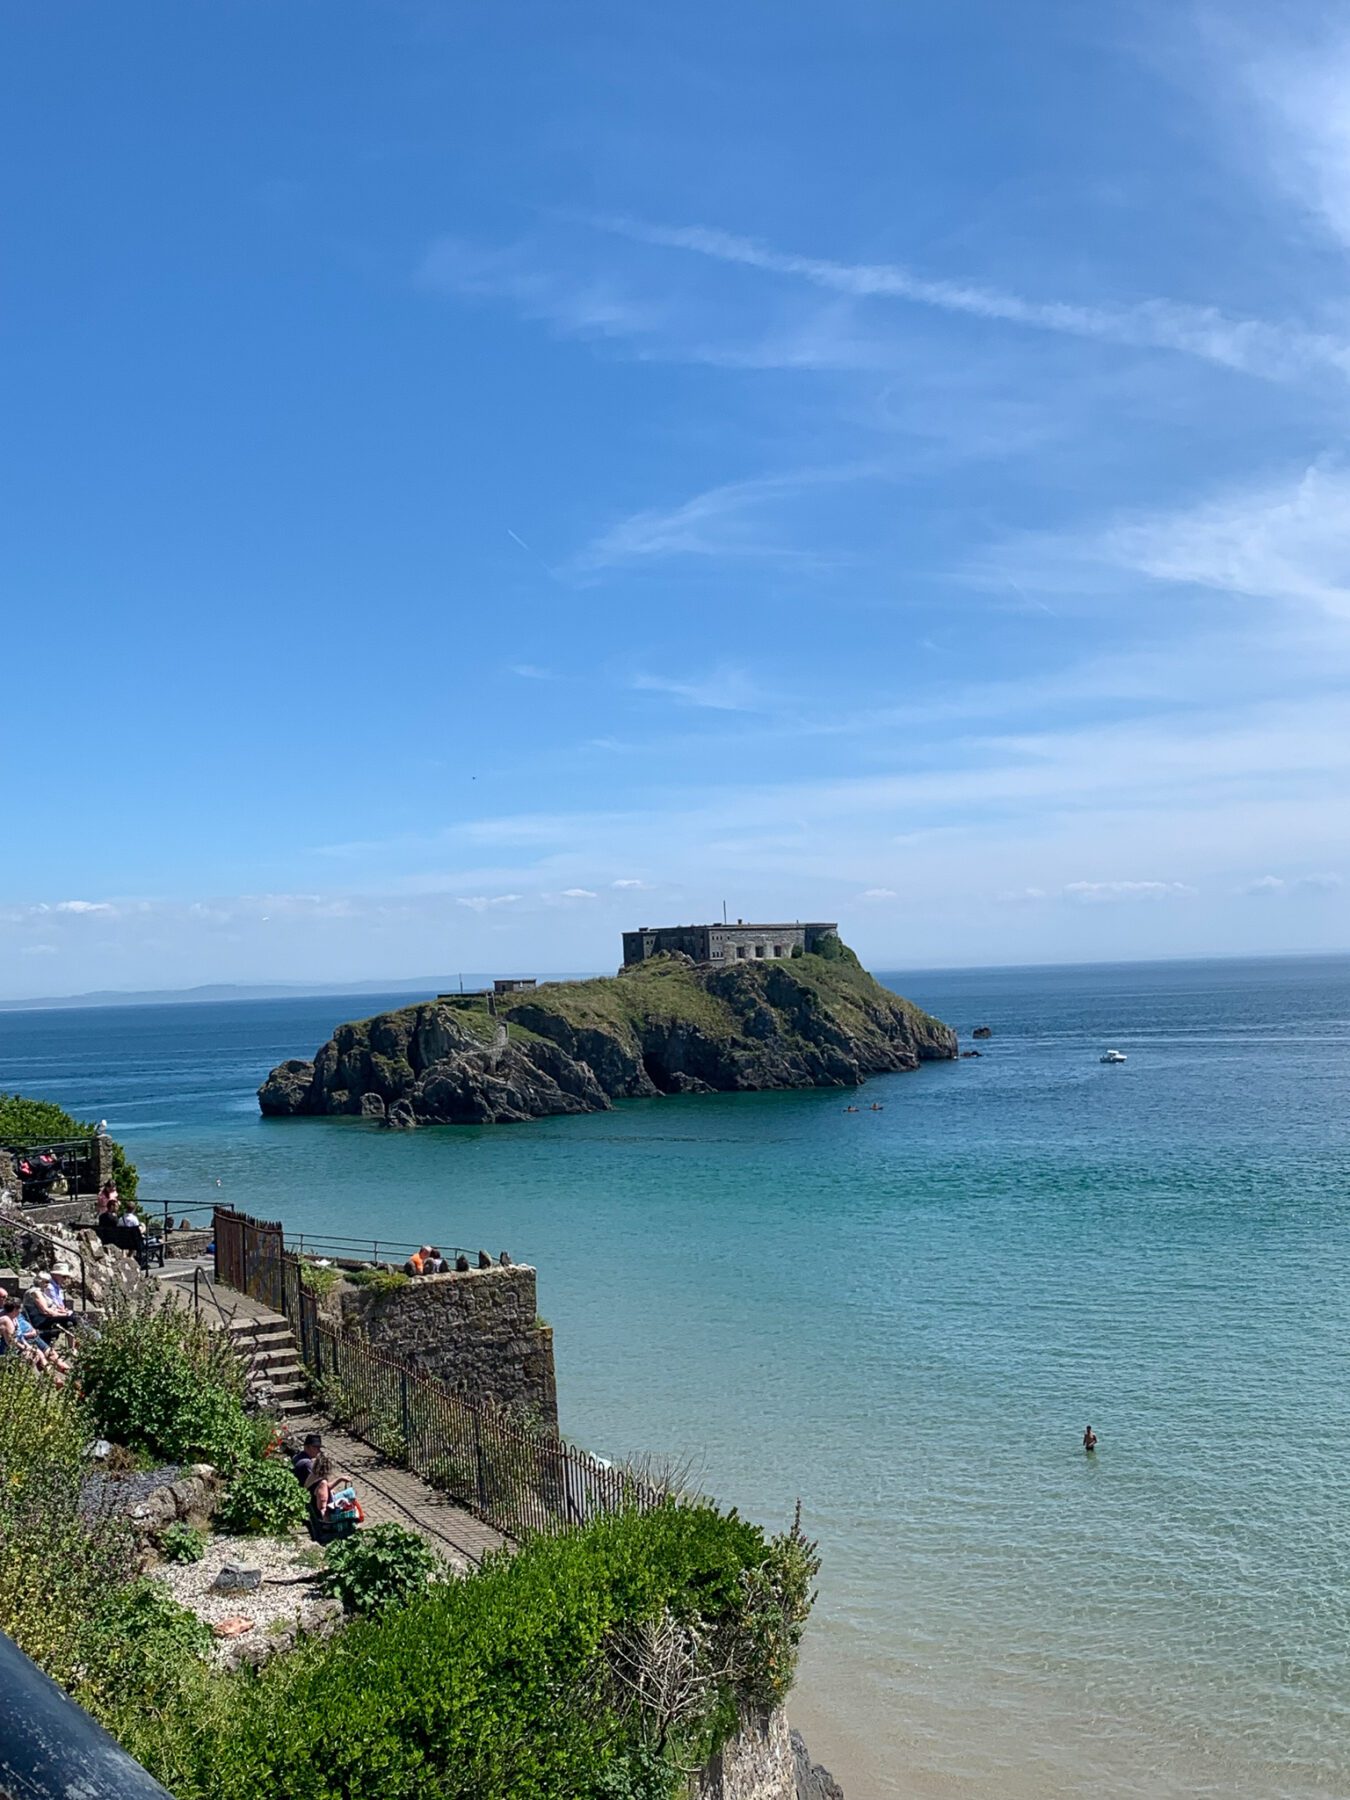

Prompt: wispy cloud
xmin=595 ymin=216 xmax=1350 ymax=384
xmin=419 ymin=237 xmax=657 ymax=339
xmin=1100 ymin=464 xmax=1350 ymax=618
xmin=861 ymin=887 xmax=898 ymax=900
xmin=631 ymin=665 xmax=766 ymax=712
xmin=572 ymin=470 xmax=861 ymax=575
xmin=1228 ymin=26 xmax=1350 ymax=252
xmin=455 ymin=893 xmax=523 ymax=913
xmin=1242 ymin=871 xmax=1343 ymax=896
xmin=612 ymin=878 xmax=652 ymax=890
xmin=559 ymin=887 xmax=597 ymax=899
xmin=1063 ymin=879 xmax=1197 ymax=903
xmin=510 ymin=663 xmax=554 ymax=680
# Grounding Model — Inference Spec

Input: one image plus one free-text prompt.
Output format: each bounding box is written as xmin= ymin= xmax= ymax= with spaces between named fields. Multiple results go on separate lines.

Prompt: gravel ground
xmin=152 ymin=1530 xmax=327 ymax=1648
xmin=80 ymin=1464 xmax=183 ymax=1521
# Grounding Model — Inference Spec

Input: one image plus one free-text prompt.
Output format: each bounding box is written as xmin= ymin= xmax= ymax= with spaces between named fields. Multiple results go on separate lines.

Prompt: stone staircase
xmin=227 ymin=1312 xmax=310 ymax=1419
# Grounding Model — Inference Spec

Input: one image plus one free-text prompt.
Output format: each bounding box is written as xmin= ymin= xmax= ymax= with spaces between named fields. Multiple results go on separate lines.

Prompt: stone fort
xmin=622 ymin=919 xmax=838 ymax=967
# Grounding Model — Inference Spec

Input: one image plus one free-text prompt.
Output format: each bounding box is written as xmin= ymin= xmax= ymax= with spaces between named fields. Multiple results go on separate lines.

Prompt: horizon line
xmin=3 ymin=944 xmax=1348 ymax=1012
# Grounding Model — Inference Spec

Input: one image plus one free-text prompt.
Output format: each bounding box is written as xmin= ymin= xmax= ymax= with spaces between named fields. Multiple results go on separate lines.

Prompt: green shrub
xmin=299 ymin=1261 xmax=342 ymax=1298
xmin=106 ymin=1500 xmax=818 ymax=1800
xmin=325 ymin=1523 xmax=441 ymax=1615
xmin=345 ymin=1267 xmax=408 ymax=1293
xmin=216 ymin=1452 xmax=308 ymax=1536
xmin=160 ymin=1522 xmax=207 ymax=1564
xmin=0 ymin=1362 xmax=136 ymax=1688
xmin=0 ymin=1090 xmax=138 ymax=1204
xmin=77 ymin=1291 xmax=252 ymax=1472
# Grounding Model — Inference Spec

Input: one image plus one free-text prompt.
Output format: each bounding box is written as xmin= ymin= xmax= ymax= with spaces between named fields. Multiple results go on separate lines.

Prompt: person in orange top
xmin=403 ymin=1245 xmax=431 ymax=1276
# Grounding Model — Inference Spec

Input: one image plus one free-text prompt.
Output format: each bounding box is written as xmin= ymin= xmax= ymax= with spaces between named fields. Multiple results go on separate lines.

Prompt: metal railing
xmin=0 ymin=1135 xmax=100 ymax=1205
xmin=294 ymin=1292 xmax=662 ymax=1540
xmin=203 ymin=1204 xmax=661 ymax=1540
xmin=0 ymin=1213 xmax=89 ymax=1308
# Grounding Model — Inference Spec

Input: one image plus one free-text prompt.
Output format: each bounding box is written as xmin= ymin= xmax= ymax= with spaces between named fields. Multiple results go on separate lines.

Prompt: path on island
xmin=153 ymin=1258 xmax=508 ymax=1571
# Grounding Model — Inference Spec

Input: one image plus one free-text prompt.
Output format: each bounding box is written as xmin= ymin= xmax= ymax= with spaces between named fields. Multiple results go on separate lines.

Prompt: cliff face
xmin=258 ymin=944 xmax=957 ymax=1127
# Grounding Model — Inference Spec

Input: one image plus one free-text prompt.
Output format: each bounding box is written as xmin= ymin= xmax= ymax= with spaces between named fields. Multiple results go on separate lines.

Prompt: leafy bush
xmin=160 ymin=1522 xmax=207 ymax=1563
xmin=0 ymin=1090 xmax=138 ymax=1203
xmin=299 ymin=1261 xmax=342 ymax=1298
xmin=77 ymin=1291 xmax=252 ymax=1472
xmin=345 ymin=1267 xmax=408 ymax=1293
xmin=0 ymin=1361 xmax=136 ymax=1688
xmin=325 ymin=1523 xmax=441 ymax=1615
xmin=216 ymin=1451 xmax=308 ymax=1536
xmin=105 ymin=1500 xmax=818 ymax=1800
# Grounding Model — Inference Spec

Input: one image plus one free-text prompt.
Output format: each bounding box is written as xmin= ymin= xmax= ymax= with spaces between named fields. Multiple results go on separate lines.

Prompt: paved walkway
xmin=152 ymin=1261 xmax=508 ymax=1570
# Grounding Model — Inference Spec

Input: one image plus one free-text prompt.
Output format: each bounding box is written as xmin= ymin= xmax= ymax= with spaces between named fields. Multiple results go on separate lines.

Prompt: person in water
xmin=1083 ymin=1425 xmax=1098 ymax=1453
xmin=844 ymin=1104 xmax=859 ymax=1113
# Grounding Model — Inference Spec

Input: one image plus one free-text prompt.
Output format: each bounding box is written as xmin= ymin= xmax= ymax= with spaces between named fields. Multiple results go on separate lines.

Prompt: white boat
xmin=1099 ymin=1048 xmax=1127 ymax=1064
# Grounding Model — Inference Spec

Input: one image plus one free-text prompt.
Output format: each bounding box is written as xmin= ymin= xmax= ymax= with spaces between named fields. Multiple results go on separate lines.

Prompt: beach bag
xmin=328 ymin=1483 xmax=364 ymax=1524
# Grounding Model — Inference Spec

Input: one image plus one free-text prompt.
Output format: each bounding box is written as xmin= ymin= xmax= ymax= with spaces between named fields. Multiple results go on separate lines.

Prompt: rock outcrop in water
xmin=258 ymin=939 xmax=957 ymax=1128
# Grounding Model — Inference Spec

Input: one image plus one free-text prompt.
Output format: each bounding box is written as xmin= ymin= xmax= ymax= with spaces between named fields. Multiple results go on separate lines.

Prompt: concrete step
xmin=253 ymin=1358 xmax=305 ymax=1384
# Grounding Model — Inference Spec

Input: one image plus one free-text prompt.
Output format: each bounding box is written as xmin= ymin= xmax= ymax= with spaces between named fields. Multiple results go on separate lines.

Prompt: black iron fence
xmin=208 ymin=1203 xmax=663 ymax=1540
xmin=0 ymin=1136 xmax=101 ymax=1206
xmin=290 ymin=1283 xmax=662 ymax=1539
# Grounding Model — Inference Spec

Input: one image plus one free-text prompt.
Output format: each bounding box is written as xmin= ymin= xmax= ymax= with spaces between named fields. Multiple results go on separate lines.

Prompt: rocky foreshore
xmin=259 ymin=940 xmax=957 ymax=1128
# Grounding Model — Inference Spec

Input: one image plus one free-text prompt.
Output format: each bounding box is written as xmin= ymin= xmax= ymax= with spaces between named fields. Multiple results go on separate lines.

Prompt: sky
xmin=4 ymin=0 xmax=1350 ymax=998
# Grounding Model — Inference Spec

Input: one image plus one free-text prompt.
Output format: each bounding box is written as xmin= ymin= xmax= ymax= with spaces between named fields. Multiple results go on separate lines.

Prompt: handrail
xmin=191 ymin=1265 xmax=238 ymax=1334
xmin=0 ymin=1211 xmax=88 ymax=1310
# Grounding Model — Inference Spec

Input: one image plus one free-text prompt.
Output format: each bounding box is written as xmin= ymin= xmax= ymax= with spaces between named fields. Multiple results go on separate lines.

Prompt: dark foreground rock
xmin=259 ymin=939 xmax=957 ymax=1128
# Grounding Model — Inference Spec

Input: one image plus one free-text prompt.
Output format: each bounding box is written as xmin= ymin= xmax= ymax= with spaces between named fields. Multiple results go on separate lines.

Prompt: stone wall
xmin=695 ymin=1710 xmax=844 ymax=1800
xmin=0 ymin=1200 xmax=150 ymax=1312
xmin=336 ymin=1264 xmax=557 ymax=1427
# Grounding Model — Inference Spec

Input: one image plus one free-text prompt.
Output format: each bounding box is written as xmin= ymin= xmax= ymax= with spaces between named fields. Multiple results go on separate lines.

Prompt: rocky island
xmin=259 ymin=934 xmax=957 ymax=1127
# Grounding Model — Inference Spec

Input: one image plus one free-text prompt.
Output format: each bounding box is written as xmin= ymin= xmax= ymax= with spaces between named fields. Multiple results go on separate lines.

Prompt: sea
xmin=3 ymin=953 xmax=1349 ymax=1799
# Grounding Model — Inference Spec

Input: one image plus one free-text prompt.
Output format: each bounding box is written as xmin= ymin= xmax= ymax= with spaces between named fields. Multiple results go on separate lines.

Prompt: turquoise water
xmin=4 ymin=955 xmax=1350 ymax=1798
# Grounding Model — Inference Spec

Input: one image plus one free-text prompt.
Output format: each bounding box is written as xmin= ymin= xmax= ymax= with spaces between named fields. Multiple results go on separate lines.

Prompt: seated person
xmin=303 ymin=1452 xmax=362 ymax=1538
xmin=1 ymin=1300 xmax=69 ymax=1382
xmin=292 ymin=1432 xmax=322 ymax=1486
xmin=24 ymin=1272 xmax=73 ymax=1337
xmin=96 ymin=1180 xmax=119 ymax=1218
xmin=403 ymin=1246 xmax=428 ymax=1276
xmin=422 ymin=1248 xmax=447 ymax=1274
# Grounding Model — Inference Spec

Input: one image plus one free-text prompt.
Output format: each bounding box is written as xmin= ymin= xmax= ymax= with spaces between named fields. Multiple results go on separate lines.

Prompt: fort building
xmin=621 ymin=920 xmax=838 ymax=967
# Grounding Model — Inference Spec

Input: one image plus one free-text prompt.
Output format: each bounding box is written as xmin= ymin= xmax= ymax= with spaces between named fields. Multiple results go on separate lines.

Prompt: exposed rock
xmin=212 ymin=1563 xmax=263 ymax=1594
xmin=260 ymin=940 xmax=957 ymax=1129
xmin=791 ymin=1729 xmax=845 ymax=1800
xmin=257 ymin=1057 xmax=316 ymax=1112
xmin=972 ymin=1025 xmax=992 ymax=1039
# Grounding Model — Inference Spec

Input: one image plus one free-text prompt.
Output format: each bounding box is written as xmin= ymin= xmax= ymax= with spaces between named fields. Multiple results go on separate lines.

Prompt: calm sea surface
xmin=4 ymin=955 xmax=1349 ymax=1798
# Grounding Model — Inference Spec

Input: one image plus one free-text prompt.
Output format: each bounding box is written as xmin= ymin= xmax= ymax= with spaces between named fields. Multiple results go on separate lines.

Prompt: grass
xmin=499 ymin=958 xmax=743 ymax=1043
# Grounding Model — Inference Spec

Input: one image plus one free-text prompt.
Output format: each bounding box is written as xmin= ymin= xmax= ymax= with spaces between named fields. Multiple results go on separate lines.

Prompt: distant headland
xmin=258 ymin=923 xmax=958 ymax=1128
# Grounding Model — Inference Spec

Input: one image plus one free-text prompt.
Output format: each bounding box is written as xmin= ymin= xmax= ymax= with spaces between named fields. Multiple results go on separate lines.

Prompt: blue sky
xmin=5 ymin=1 xmax=1350 ymax=997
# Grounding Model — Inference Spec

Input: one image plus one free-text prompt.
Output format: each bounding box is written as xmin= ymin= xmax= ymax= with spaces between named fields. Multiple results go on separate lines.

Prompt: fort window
xmin=755 ymin=944 xmax=765 ymax=957
xmin=737 ymin=945 xmax=748 ymax=958
xmin=774 ymin=943 xmax=785 ymax=957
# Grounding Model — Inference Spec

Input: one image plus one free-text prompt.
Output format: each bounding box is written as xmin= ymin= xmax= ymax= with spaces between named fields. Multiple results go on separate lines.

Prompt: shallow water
xmin=4 ymin=954 xmax=1349 ymax=1798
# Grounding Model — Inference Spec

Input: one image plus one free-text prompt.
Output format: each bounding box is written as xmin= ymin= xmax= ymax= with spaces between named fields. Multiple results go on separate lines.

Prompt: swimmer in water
xmin=844 ymin=1105 xmax=859 ymax=1113
xmin=870 ymin=1103 xmax=884 ymax=1111
xmin=1083 ymin=1425 xmax=1098 ymax=1453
